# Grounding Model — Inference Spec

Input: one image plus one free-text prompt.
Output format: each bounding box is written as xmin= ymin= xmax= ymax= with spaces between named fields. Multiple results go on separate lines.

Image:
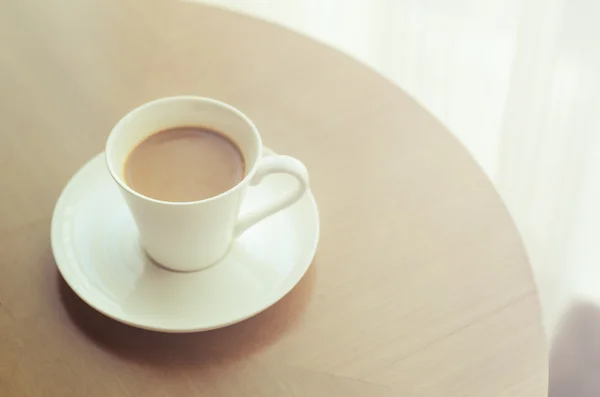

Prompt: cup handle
xmin=234 ymin=155 xmax=309 ymax=237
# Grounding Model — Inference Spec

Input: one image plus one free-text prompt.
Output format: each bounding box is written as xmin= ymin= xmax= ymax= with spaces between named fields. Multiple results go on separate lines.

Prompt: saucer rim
xmin=51 ymin=148 xmax=320 ymax=333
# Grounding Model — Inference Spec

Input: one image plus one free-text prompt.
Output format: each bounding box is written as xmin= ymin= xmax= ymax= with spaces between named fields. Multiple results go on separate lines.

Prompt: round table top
xmin=0 ymin=1 xmax=547 ymax=395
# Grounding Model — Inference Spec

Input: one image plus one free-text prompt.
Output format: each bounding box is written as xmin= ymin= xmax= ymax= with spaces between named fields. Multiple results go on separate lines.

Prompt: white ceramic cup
xmin=105 ymin=96 xmax=309 ymax=272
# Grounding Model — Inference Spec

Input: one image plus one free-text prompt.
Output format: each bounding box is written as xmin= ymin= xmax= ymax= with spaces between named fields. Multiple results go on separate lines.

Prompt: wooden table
xmin=0 ymin=1 xmax=548 ymax=395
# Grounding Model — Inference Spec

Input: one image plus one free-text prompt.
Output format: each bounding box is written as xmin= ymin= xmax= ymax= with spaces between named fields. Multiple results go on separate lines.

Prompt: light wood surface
xmin=0 ymin=0 xmax=548 ymax=395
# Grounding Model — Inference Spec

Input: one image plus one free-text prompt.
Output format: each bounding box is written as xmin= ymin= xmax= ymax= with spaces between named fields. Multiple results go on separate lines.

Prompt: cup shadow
xmin=57 ymin=260 xmax=316 ymax=370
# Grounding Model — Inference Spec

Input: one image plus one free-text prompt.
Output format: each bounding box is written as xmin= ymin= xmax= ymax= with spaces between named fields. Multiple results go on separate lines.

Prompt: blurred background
xmin=197 ymin=0 xmax=600 ymax=340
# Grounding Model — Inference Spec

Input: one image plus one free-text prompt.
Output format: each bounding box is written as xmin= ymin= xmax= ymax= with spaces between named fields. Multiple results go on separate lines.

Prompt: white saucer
xmin=51 ymin=149 xmax=319 ymax=332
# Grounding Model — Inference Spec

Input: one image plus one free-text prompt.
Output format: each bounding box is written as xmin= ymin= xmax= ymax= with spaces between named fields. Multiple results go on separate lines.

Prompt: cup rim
xmin=105 ymin=96 xmax=263 ymax=206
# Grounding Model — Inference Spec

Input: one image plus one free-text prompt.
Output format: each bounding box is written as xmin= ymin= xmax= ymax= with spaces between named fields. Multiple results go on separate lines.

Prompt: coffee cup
xmin=105 ymin=96 xmax=309 ymax=271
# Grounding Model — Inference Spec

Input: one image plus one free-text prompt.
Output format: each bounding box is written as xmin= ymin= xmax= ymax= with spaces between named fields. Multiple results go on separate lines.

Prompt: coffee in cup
xmin=124 ymin=126 xmax=245 ymax=202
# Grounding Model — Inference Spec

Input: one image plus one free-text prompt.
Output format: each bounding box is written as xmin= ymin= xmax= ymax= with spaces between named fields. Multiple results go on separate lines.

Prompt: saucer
xmin=51 ymin=149 xmax=319 ymax=332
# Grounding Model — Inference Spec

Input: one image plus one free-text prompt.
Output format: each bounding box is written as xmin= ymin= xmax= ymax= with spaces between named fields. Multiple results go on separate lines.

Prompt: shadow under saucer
xmin=57 ymin=260 xmax=316 ymax=370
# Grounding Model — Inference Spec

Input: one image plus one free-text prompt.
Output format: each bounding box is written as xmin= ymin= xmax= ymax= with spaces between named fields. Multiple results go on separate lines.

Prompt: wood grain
xmin=0 ymin=0 xmax=547 ymax=395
